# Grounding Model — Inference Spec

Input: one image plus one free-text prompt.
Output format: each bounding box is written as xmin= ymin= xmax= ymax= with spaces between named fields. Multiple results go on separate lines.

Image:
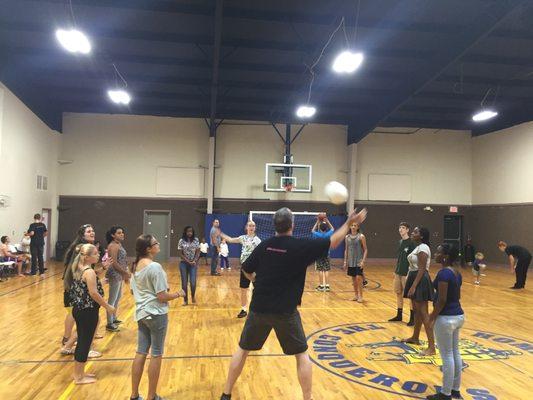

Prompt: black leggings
xmin=73 ymin=307 xmax=99 ymax=362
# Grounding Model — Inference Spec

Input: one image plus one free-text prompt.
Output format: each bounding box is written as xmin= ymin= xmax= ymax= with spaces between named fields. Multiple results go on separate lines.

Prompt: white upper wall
xmin=357 ymin=129 xmax=473 ymax=204
xmin=215 ymin=123 xmax=348 ymax=201
xmin=60 ymin=113 xmax=209 ymax=197
xmin=472 ymin=122 xmax=533 ymax=204
xmin=59 ymin=113 xmax=478 ymax=205
xmin=0 ymin=83 xmax=60 ymax=245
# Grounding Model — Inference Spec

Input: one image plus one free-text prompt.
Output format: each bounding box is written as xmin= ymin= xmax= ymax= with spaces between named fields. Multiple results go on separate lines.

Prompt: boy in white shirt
xmin=220 ymin=239 xmax=230 ymax=270
xmin=199 ymin=237 xmax=209 ymax=266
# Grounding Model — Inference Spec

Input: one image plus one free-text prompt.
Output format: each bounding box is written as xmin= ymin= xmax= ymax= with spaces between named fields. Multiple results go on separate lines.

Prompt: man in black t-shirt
xmin=220 ymin=207 xmax=367 ymax=400
xmin=28 ymin=213 xmax=48 ymax=275
xmin=498 ymin=241 xmax=532 ymax=289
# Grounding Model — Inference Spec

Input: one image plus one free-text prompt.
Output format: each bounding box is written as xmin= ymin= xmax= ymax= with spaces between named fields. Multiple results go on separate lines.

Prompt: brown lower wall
xmin=59 ymin=196 xmax=511 ymax=259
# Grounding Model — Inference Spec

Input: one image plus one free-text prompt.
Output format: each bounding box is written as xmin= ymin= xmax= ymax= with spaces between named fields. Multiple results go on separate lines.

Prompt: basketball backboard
xmin=265 ymin=163 xmax=312 ymax=192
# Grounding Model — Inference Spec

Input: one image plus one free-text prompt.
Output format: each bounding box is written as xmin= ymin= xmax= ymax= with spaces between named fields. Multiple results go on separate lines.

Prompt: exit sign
xmin=449 ymin=206 xmax=458 ymax=213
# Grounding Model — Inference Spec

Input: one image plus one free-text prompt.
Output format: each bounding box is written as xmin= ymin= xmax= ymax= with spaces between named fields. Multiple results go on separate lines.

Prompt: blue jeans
xmin=210 ymin=247 xmax=219 ymax=274
xmin=179 ymin=261 xmax=197 ymax=302
xmin=137 ymin=313 xmax=168 ymax=356
xmin=106 ymin=276 xmax=123 ymax=325
xmin=220 ymin=256 xmax=229 ymax=268
xmin=434 ymin=314 xmax=465 ymax=396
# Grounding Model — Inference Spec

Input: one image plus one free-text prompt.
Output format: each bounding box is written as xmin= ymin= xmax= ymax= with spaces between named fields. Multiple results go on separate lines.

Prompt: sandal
xmin=60 ymin=347 xmax=75 ymax=355
xmin=401 ymin=338 xmax=421 ymax=345
xmin=88 ymin=350 xmax=102 ymax=358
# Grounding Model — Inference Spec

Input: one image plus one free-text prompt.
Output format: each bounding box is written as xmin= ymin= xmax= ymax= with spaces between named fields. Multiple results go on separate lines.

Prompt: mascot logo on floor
xmin=307 ymin=322 xmax=532 ymax=399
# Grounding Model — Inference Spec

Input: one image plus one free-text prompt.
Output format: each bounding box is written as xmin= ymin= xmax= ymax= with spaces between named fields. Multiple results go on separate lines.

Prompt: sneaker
xmin=130 ymin=396 xmax=144 ymax=400
xmin=220 ymin=394 xmax=231 ymax=400
xmin=105 ymin=323 xmax=120 ymax=332
xmin=315 ymin=285 xmax=324 ymax=292
xmin=325 ymin=284 xmax=330 ymax=292
xmin=237 ymin=309 xmax=248 ymax=318
xmin=151 ymin=395 xmax=166 ymax=400
xmin=113 ymin=319 xmax=123 ymax=324
xmin=388 ymin=315 xmax=402 ymax=322
xmin=211 ymin=272 xmax=221 ymax=276
xmin=451 ymin=390 xmax=463 ymax=399
xmin=227 ymin=267 xmax=231 ymax=270
xmin=363 ymin=279 xmax=368 ymax=287
xmin=474 ymin=281 xmax=480 ymax=285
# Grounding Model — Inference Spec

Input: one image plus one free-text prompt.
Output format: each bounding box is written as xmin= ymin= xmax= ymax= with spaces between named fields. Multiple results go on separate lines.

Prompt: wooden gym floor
xmin=0 ymin=260 xmax=531 ymax=399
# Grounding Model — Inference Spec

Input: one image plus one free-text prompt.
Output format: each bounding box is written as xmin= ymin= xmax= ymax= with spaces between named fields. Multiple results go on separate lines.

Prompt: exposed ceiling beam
xmin=0 ymin=22 xmax=434 ymax=58
xmin=28 ymin=0 xmax=470 ymax=34
xmin=347 ymin=0 xmax=527 ymax=144
xmin=208 ymin=0 xmax=223 ymax=136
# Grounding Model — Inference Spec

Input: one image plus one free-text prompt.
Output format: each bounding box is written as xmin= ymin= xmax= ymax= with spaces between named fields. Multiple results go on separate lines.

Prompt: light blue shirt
xmin=131 ymin=262 xmax=169 ymax=321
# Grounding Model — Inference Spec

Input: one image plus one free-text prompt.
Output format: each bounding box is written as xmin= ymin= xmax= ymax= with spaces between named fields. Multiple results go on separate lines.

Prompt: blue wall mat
xmin=205 ymin=214 xmax=348 ymax=259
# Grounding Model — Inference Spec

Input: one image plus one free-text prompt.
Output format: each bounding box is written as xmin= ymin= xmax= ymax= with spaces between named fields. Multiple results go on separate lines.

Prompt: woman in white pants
xmin=427 ymin=243 xmax=465 ymax=400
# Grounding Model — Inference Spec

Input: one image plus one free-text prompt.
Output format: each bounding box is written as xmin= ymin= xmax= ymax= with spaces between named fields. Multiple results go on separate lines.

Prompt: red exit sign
xmin=449 ymin=206 xmax=458 ymax=213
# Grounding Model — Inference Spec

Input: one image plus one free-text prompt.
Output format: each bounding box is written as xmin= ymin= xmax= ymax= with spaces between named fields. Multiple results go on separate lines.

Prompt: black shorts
xmin=239 ymin=310 xmax=308 ymax=355
xmin=240 ymin=269 xmax=251 ymax=289
xmin=63 ymin=290 xmax=73 ymax=308
xmin=199 ymin=252 xmax=208 ymax=258
xmin=347 ymin=266 xmax=364 ymax=277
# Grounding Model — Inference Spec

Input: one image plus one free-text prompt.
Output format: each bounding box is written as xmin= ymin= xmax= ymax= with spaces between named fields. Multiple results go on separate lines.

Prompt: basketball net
xmin=284 ymin=183 xmax=293 ymax=192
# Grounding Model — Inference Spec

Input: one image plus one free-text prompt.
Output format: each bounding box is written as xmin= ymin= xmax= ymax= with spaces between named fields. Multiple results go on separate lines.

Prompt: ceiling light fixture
xmin=55 ymin=28 xmax=91 ymax=54
xmin=332 ymin=50 xmax=364 ymax=73
xmin=472 ymin=109 xmax=498 ymax=122
xmin=296 ymin=105 xmax=316 ymax=118
xmin=107 ymin=89 xmax=131 ymax=105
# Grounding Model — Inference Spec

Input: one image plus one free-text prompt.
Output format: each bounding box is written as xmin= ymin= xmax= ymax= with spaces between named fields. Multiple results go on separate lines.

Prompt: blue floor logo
xmin=307 ymin=322 xmax=532 ymax=399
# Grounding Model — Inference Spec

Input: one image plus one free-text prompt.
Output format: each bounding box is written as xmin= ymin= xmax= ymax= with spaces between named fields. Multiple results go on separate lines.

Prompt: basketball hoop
xmin=284 ymin=183 xmax=293 ymax=192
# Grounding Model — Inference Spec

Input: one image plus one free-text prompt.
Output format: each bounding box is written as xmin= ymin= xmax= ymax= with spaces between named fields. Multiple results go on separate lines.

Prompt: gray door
xmin=443 ymin=215 xmax=463 ymax=253
xmin=143 ymin=211 xmax=171 ymax=263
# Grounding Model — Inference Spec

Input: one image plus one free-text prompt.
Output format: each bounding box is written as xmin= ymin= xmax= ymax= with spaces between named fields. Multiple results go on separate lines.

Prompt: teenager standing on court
xmin=312 ymin=215 xmax=334 ymax=292
xmin=28 ymin=213 xmax=47 ymax=275
xmin=69 ymin=243 xmax=115 ymax=384
xmin=210 ymin=219 xmax=222 ymax=276
xmin=498 ymin=241 xmax=531 ymax=289
xmin=105 ymin=226 xmax=130 ymax=332
xmin=130 ymin=234 xmax=185 ymax=400
xmin=389 ymin=222 xmax=416 ymax=325
xmin=343 ymin=222 xmax=367 ymax=302
xmin=62 ymin=224 xmax=110 ymax=356
xmin=221 ymin=220 xmax=262 ymax=318
xmin=427 ymin=243 xmax=465 ymax=400
xmin=177 ymin=226 xmax=200 ymax=305
xmin=220 ymin=207 xmax=367 ymax=400
xmin=402 ymin=226 xmax=436 ymax=356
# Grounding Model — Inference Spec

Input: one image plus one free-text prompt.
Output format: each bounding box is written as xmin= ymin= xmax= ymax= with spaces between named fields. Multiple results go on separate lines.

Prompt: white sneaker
xmin=475 ymin=281 xmax=480 ymax=285
xmin=228 ymin=267 xmax=232 ymax=270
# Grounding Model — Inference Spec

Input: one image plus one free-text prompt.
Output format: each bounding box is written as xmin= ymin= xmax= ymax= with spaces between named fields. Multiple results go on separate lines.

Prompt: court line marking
xmin=164 ymin=305 xmax=532 ymax=312
xmin=57 ymin=304 xmax=136 ymax=400
xmin=1 ymin=353 xmax=286 ymax=366
xmin=0 ymin=271 xmax=63 ymax=297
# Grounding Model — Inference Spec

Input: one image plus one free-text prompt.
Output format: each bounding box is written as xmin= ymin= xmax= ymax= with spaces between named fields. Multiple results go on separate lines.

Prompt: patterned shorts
xmin=315 ymin=257 xmax=331 ymax=272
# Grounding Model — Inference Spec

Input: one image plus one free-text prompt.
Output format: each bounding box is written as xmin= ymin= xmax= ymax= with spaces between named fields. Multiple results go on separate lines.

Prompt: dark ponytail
xmin=106 ymin=226 xmax=124 ymax=245
xmin=131 ymin=234 xmax=154 ymax=273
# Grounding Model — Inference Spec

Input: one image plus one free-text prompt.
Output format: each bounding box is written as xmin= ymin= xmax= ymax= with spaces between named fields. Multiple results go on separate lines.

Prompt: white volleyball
xmin=324 ymin=181 xmax=348 ymax=205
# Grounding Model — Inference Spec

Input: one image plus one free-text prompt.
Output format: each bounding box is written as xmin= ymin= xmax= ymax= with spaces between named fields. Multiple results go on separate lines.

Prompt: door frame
xmin=41 ymin=208 xmax=52 ymax=261
xmin=443 ymin=214 xmax=463 ymax=252
xmin=143 ymin=210 xmax=171 ymax=261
